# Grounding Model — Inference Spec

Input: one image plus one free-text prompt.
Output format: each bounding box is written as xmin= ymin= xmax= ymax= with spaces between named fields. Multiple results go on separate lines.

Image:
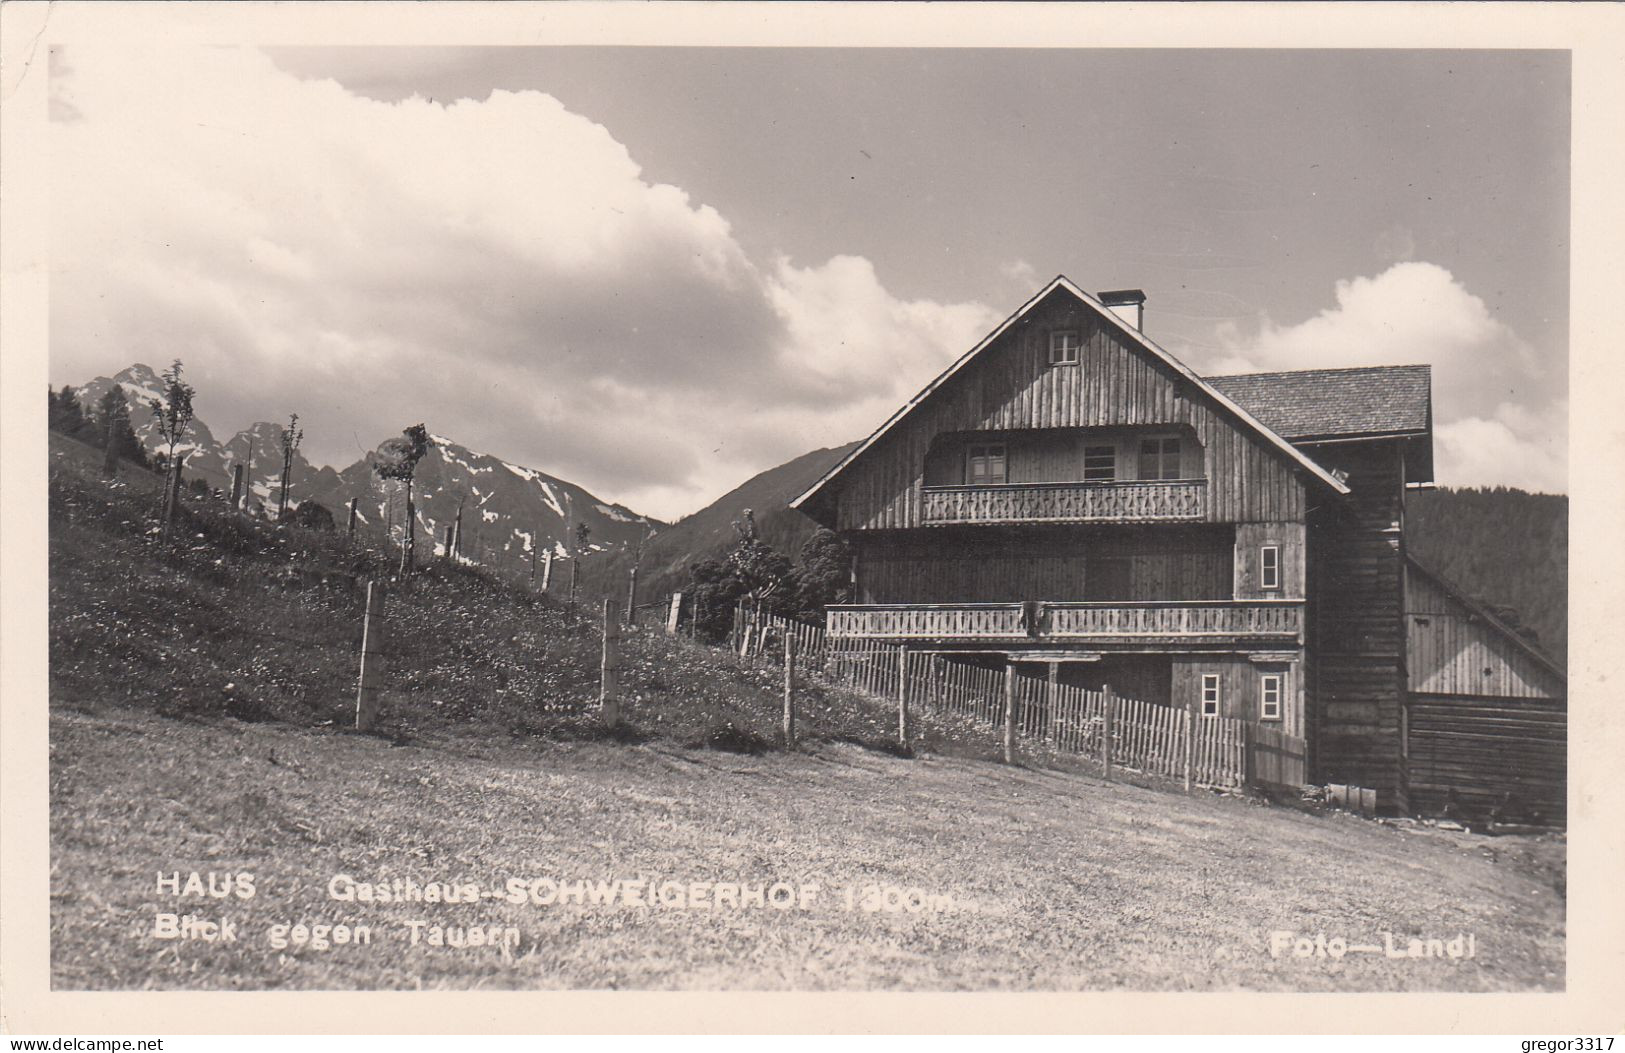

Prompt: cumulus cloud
xmin=1203 ymin=262 xmax=1566 ymax=492
xmin=49 ymin=46 xmax=998 ymax=519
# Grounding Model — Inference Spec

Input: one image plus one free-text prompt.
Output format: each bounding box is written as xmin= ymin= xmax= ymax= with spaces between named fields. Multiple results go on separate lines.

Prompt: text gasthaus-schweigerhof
xmin=326 ymin=873 xmax=961 ymax=913
xmin=141 ymin=869 xmax=967 ymax=958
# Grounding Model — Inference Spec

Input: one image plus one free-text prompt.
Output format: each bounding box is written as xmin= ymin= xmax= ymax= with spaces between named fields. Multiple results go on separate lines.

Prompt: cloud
xmin=49 ymin=46 xmax=997 ymax=520
xmin=1203 ymin=262 xmax=1565 ymax=492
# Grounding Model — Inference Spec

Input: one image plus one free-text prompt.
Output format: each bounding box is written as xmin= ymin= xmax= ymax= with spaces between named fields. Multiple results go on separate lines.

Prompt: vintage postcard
xmin=2 ymin=0 xmax=1622 ymax=1037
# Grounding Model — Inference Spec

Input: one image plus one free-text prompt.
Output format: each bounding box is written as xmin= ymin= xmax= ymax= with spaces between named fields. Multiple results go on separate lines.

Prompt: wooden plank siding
xmin=1171 ymin=654 xmax=1305 ymax=739
xmin=828 ymin=290 xmax=1309 ymax=532
xmin=1405 ymin=562 xmax=1565 ymax=699
xmin=853 ymin=525 xmax=1233 ymax=604
xmin=1304 ymin=439 xmax=1408 ymax=810
xmin=1405 ymin=695 xmax=1565 ymax=824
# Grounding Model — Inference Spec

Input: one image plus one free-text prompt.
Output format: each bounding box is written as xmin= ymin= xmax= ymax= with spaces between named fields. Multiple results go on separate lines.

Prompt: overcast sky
xmin=49 ymin=46 xmax=1569 ymax=518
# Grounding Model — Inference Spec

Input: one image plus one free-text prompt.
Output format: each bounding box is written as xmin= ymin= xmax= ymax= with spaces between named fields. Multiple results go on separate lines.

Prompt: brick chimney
xmin=1098 ymin=289 xmax=1146 ymax=333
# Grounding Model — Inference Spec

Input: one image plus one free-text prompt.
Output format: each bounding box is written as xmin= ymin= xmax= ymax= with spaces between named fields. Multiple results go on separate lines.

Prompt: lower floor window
xmin=1200 ymin=673 xmax=1220 ymax=716
xmin=1260 ymin=673 xmax=1283 ymax=720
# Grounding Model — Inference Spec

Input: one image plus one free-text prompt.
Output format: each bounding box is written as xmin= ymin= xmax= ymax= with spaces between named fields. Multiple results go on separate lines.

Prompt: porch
xmin=921 ymin=478 xmax=1207 ymax=525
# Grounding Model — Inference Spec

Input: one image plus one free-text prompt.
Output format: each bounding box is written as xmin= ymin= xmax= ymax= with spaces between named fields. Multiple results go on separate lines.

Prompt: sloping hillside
xmin=578 ymin=441 xmax=856 ymax=603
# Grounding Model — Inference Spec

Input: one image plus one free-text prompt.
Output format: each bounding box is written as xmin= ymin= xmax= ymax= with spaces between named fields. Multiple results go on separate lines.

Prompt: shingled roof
xmin=1205 ymin=364 xmax=1431 ymax=440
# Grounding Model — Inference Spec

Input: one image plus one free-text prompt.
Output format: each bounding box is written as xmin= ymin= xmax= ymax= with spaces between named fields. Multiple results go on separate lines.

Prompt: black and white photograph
xmin=3 ymin=0 xmax=1622 ymax=1036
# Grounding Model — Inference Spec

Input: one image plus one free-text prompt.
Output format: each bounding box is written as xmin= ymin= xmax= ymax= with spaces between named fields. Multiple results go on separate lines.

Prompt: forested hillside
xmin=1406 ymin=487 xmax=1567 ymax=666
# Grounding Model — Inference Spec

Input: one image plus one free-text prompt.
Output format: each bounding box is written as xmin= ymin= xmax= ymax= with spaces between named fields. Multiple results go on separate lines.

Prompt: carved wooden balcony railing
xmin=920 ymin=479 xmax=1207 ymax=525
xmin=826 ymin=600 xmax=1303 ymax=645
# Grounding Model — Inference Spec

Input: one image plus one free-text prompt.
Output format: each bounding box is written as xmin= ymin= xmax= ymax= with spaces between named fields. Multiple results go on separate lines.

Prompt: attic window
xmin=1083 ymin=444 xmax=1116 ymax=482
xmin=1049 ymin=330 xmax=1081 ymax=365
xmin=1139 ymin=436 xmax=1182 ymax=481
xmin=966 ymin=444 xmax=1008 ymax=486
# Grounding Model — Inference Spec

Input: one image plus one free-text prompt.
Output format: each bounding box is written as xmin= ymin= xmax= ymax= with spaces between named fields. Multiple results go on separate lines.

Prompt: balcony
xmin=826 ymin=600 xmax=1303 ymax=646
xmin=921 ymin=479 xmax=1206 ymax=526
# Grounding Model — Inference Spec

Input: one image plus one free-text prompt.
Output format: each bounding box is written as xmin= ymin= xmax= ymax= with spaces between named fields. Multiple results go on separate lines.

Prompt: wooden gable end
xmin=825 ymin=286 xmax=1309 ymax=531
xmin=1405 ymin=561 xmax=1565 ymax=700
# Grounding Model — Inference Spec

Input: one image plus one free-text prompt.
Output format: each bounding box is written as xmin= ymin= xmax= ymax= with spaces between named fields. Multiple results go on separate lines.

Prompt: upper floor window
xmin=1201 ymin=674 xmax=1221 ymax=717
xmin=1083 ymin=444 xmax=1117 ymax=482
xmin=1138 ymin=436 xmax=1182 ymax=480
xmin=1049 ymin=330 xmax=1081 ymax=365
xmin=966 ymin=444 xmax=1008 ymax=486
xmin=1260 ymin=545 xmax=1281 ymax=590
xmin=1260 ymin=673 xmax=1283 ymax=721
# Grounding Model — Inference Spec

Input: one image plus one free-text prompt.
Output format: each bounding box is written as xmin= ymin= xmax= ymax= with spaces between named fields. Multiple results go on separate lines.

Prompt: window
xmin=1260 ymin=545 xmax=1281 ymax=590
xmin=1260 ymin=674 xmax=1283 ymax=721
xmin=1049 ymin=330 xmax=1081 ymax=365
xmin=1083 ymin=443 xmax=1116 ymax=482
xmin=1138 ymin=436 xmax=1181 ymax=481
xmin=966 ymin=444 xmax=1007 ymax=486
xmin=1201 ymin=674 xmax=1221 ymax=717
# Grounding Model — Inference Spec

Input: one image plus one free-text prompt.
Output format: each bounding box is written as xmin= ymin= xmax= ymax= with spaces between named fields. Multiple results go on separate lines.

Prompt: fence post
xmin=897 ymin=647 xmax=911 ymax=750
xmin=229 ymin=463 xmax=245 ymax=515
xmin=442 ymin=524 xmax=454 ymax=559
xmin=667 ymin=592 xmax=683 ymax=634
xmin=626 ymin=568 xmax=639 ymax=627
xmin=1242 ymin=721 xmax=1253 ymax=788
xmin=600 ymin=599 xmax=621 ymax=728
xmin=783 ymin=633 xmax=797 ymax=749
xmin=1183 ymin=697 xmax=1195 ymax=793
xmin=541 ymin=550 xmax=554 ymax=593
xmin=1102 ymin=683 xmax=1115 ymax=782
xmin=346 ymin=497 xmax=358 ymax=542
xmin=568 ymin=557 xmax=579 ymax=603
xmin=1047 ymin=662 xmax=1060 ymax=745
xmin=530 ymin=539 xmax=538 ymax=585
xmin=1002 ymin=662 xmax=1016 ymax=764
xmin=354 ymin=580 xmax=386 ymax=731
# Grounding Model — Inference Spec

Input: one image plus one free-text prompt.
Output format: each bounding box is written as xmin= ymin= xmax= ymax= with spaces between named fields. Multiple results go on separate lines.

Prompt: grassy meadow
xmin=46 ymin=434 xmax=1565 ymax=990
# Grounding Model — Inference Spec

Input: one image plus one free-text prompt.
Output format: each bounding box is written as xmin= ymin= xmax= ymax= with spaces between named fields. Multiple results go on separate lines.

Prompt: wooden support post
xmin=354 ymin=580 xmax=386 ymax=731
xmin=442 ymin=524 xmax=454 ymax=559
xmin=452 ymin=506 xmax=463 ymax=561
xmin=783 ymin=633 xmax=797 ymax=749
xmin=626 ymin=567 xmax=639 ymax=627
xmin=1102 ymin=683 xmax=1115 ymax=782
xmin=666 ymin=592 xmax=683 ymax=635
xmin=897 ymin=647 xmax=911 ymax=749
xmin=1002 ymin=663 xmax=1016 ymax=765
xmin=600 ymin=599 xmax=621 ymax=728
xmin=1183 ymin=695 xmax=1195 ymax=793
xmin=530 ymin=538 xmax=538 ymax=585
xmin=400 ymin=489 xmax=416 ymax=576
xmin=541 ymin=550 xmax=554 ymax=593
xmin=568 ymin=558 xmax=579 ymax=603
xmin=229 ymin=463 xmax=245 ymax=515
xmin=346 ymin=497 xmax=358 ymax=541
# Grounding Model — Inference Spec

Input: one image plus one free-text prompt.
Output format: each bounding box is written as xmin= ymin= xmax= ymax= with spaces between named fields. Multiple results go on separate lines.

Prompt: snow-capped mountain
xmin=300 ymin=433 xmax=659 ymax=564
xmin=73 ymin=363 xmax=662 ymax=567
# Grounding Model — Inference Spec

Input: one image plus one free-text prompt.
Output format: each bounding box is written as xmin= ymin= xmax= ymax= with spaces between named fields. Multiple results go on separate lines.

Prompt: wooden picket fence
xmin=731 ymin=604 xmax=1290 ymax=791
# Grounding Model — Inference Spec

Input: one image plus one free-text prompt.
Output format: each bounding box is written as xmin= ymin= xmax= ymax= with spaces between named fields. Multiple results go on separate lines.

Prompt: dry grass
xmin=51 ymin=706 xmax=1563 ymax=991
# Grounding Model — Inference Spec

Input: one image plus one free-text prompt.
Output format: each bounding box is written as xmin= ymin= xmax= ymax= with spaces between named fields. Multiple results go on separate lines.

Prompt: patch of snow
xmin=481 ymin=510 xmax=499 ymax=522
xmin=594 ymin=502 xmax=640 ymax=524
xmin=537 ymin=483 xmax=565 ymax=519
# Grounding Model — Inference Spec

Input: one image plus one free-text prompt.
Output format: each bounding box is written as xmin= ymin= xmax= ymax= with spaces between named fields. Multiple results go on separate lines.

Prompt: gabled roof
xmin=1406 ymin=556 xmax=1566 ymax=680
xmin=791 ymin=276 xmax=1350 ymax=511
xmin=1206 ymin=365 xmax=1432 ymax=441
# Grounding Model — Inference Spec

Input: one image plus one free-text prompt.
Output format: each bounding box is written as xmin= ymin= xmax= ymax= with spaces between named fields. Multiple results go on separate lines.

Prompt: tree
xmin=787 ymin=527 xmax=852 ymax=619
xmin=373 ymin=424 xmax=431 ymax=576
xmin=149 ymin=361 xmax=196 ymax=535
xmin=48 ymin=386 xmax=91 ymax=438
xmin=725 ymin=508 xmax=792 ymax=606
xmin=277 ymin=413 xmax=303 ymax=521
xmin=574 ymin=522 xmax=592 ymax=556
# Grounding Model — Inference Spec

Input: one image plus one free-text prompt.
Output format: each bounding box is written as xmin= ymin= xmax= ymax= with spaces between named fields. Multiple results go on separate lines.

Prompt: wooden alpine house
xmin=790 ymin=276 xmax=1565 ymax=823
